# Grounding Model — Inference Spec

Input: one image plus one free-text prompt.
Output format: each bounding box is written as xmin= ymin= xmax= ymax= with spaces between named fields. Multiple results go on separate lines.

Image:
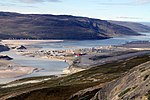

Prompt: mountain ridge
xmin=0 ymin=12 xmax=140 ymax=40
xmin=109 ymin=20 xmax=150 ymax=33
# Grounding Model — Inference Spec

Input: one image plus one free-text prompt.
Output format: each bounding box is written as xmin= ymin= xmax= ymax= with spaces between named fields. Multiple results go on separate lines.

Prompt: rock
xmin=0 ymin=44 xmax=10 ymax=52
xmin=0 ymin=55 xmax=13 ymax=60
xmin=16 ymin=45 xmax=27 ymax=50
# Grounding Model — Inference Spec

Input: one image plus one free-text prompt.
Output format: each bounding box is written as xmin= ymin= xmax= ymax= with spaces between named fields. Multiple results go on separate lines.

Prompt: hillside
xmin=91 ymin=61 xmax=150 ymax=100
xmin=141 ymin=22 xmax=150 ymax=27
xmin=0 ymin=53 xmax=150 ymax=100
xmin=0 ymin=12 xmax=140 ymax=40
xmin=109 ymin=20 xmax=150 ymax=33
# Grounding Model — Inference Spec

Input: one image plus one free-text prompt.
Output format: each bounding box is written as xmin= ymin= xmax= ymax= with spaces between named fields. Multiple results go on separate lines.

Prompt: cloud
xmin=96 ymin=0 xmax=150 ymax=6
xmin=98 ymin=2 xmax=133 ymax=6
xmin=18 ymin=0 xmax=61 ymax=3
xmin=0 ymin=3 xmax=16 ymax=6
xmin=116 ymin=16 xmax=142 ymax=20
xmin=135 ymin=0 xmax=150 ymax=4
xmin=0 ymin=2 xmax=35 ymax=8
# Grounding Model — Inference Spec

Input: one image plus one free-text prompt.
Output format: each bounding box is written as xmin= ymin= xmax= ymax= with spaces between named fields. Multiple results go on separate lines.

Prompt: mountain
xmin=0 ymin=12 xmax=140 ymax=40
xmin=109 ymin=20 xmax=150 ymax=33
xmin=141 ymin=22 xmax=150 ymax=27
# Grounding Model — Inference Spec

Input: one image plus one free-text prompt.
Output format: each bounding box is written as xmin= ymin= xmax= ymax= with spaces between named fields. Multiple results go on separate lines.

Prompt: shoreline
xmin=1 ymin=40 xmax=64 ymax=47
xmin=22 ymin=54 xmax=76 ymax=74
xmin=1 ymin=39 xmax=150 ymax=81
xmin=0 ymin=66 xmax=36 ymax=79
xmin=13 ymin=48 xmax=81 ymax=75
xmin=0 ymin=60 xmax=38 ymax=79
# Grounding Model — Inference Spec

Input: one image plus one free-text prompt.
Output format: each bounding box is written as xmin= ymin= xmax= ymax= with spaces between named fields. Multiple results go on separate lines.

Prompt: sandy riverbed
xmin=0 ymin=40 xmax=69 ymax=79
xmin=1 ymin=40 xmax=64 ymax=46
xmin=0 ymin=66 xmax=35 ymax=78
xmin=0 ymin=60 xmax=37 ymax=79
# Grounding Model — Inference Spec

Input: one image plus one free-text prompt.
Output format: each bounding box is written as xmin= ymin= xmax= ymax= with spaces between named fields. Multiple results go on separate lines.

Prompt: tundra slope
xmin=91 ymin=61 xmax=150 ymax=100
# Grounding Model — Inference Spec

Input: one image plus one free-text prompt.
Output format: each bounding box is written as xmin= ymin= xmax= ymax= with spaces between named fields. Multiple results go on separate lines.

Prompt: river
xmin=0 ymin=32 xmax=149 ymax=84
xmin=34 ymin=33 xmax=150 ymax=50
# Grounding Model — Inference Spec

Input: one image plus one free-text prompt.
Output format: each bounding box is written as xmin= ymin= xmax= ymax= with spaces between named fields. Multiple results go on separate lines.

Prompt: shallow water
xmin=0 ymin=32 xmax=149 ymax=84
xmin=35 ymin=33 xmax=150 ymax=50
xmin=0 ymin=51 xmax=68 ymax=84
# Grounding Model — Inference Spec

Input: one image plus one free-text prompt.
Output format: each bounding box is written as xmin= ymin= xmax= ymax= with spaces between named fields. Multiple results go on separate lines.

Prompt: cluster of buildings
xmin=26 ymin=45 xmax=124 ymax=58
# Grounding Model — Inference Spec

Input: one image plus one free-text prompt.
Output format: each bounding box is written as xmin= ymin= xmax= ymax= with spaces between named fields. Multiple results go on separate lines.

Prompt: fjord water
xmin=0 ymin=51 xmax=68 ymax=84
xmin=0 ymin=32 xmax=150 ymax=84
xmin=35 ymin=33 xmax=150 ymax=50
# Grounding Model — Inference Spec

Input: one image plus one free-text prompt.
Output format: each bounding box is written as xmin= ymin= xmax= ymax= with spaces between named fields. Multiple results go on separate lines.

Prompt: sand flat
xmin=1 ymin=40 xmax=64 ymax=46
xmin=0 ymin=66 xmax=35 ymax=78
xmin=0 ymin=60 xmax=36 ymax=78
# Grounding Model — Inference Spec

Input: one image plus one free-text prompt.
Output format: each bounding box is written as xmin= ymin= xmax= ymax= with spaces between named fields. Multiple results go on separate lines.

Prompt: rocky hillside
xmin=91 ymin=61 xmax=150 ymax=100
xmin=109 ymin=20 xmax=150 ymax=33
xmin=0 ymin=12 xmax=140 ymax=40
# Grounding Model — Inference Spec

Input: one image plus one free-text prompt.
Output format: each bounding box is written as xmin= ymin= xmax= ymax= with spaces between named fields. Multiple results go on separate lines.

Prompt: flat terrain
xmin=2 ymin=40 xmax=64 ymax=46
xmin=0 ymin=60 xmax=36 ymax=78
xmin=76 ymin=50 xmax=150 ymax=68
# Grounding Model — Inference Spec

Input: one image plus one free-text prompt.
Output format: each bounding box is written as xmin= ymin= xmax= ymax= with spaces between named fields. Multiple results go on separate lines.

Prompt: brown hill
xmin=0 ymin=12 xmax=140 ymax=40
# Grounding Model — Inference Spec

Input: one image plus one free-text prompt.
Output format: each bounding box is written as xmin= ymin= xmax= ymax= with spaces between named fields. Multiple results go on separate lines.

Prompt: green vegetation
xmin=8 ymin=75 xmax=57 ymax=84
xmin=118 ymin=85 xmax=138 ymax=97
xmin=71 ymin=89 xmax=100 ymax=100
xmin=89 ymin=55 xmax=111 ymax=60
xmin=132 ymin=85 xmax=138 ymax=90
xmin=143 ymin=75 xmax=149 ymax=81
xmin=118 ymin=88 xmax=131 ymax=97
xmin=0 ymin=55 xmax=150 ymax=100
xmin=146 ymin=90 xmax=150 ymax=100
xmin=140 ymin=67 xmax=146 ymax=72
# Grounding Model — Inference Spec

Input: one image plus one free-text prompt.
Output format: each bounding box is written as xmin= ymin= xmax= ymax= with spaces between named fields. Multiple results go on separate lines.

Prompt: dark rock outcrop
xmin=0 ymin=55 xmax=13 ymax=60
xmin=0 ymin=44 xmax=10 ymax=52
xmin=16 ymin=45 xmax=27 ymax=50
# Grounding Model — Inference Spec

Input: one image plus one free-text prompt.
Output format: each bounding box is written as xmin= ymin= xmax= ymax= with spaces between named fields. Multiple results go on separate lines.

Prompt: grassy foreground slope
xmin=0 ymin=54 xmax=149 ymax=100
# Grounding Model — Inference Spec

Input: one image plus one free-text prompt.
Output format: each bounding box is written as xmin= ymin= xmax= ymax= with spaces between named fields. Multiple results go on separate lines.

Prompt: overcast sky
xmin=0 ymin=0 xmax=150 ymax=22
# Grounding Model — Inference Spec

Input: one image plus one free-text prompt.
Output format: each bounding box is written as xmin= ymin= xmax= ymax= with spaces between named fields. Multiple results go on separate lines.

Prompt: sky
xmin=0 ymin=0 xmax=150 ymax=22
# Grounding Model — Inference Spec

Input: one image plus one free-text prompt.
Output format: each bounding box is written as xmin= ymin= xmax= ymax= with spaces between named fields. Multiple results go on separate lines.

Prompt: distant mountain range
xmin=141 ymin=22 xmax=150 ymax=27
xmin=0 ymin=12 xmax=149 ymax=40
xmin=109 ymin=20 xmax=150 ymax=33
